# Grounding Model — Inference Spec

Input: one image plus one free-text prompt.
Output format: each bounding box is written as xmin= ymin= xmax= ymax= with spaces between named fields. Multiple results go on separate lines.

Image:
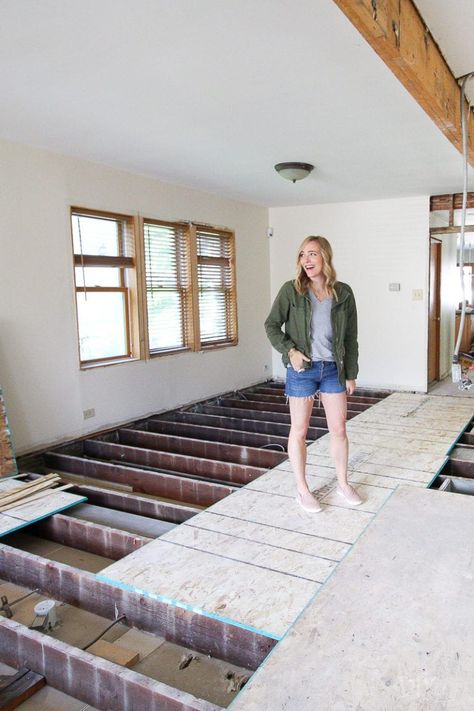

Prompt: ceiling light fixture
xmin=274 ymin=162 xmax=314 ymax=183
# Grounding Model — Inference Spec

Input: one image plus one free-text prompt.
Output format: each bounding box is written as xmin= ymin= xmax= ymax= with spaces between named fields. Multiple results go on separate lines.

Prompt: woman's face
xmin=299 ymin=241 xmax=323 ymax=280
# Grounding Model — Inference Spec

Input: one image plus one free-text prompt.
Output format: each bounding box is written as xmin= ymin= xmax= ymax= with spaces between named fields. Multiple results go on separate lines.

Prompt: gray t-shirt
xmin=308 ymin=290 xmax=335 ymax=362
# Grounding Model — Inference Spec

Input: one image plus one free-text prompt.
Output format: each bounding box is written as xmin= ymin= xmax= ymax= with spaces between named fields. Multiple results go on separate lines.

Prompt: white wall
xmin=0 ymin=139 xmax=271 ymax=454
xmin=268 ymin=197 xmax=430 ymax=391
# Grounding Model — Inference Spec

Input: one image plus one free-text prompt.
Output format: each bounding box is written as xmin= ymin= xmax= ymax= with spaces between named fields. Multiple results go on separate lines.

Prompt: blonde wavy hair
xmin=294 ymin=236 xmax=338 ymax=298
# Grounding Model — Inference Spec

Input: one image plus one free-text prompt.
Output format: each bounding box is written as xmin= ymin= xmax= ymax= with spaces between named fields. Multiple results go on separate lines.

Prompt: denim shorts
xmin=285 ymin=360 xmax=345 ymax=397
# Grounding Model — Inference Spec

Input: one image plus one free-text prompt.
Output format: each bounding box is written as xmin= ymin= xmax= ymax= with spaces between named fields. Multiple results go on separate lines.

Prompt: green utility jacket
xmin=264 ymin=280 xmax=359 ymax=385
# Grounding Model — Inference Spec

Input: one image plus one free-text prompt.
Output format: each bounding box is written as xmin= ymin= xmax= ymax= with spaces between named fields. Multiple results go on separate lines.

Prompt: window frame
xmin=141 ymin=219 xmax=238 ymax=357
xmin=70 ymin=208 xmax=238 ymax=367
xmin=142 ymin=217 xmax=193 ymax=357
xmin=194 ymin=224 xmax=238 ymax=350
xmin=71 ymin=207 xmax=141 ymax=368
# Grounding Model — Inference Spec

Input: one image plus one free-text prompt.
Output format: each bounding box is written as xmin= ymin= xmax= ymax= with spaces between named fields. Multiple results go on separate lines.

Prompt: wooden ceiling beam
xmin=333 ymin=0 xmax=474 ymax=166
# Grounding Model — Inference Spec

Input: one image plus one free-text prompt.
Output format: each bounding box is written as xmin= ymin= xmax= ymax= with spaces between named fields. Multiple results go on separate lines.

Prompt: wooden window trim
xmin=143 ymin=220 xmax=238 ymax=356
xmin=73 ymin=255 xmax=135 ymax=268
xmin=195 ymin=226 xmax=238 ymax=349
xmin=71 ymin=207 xmax=139 ymax=368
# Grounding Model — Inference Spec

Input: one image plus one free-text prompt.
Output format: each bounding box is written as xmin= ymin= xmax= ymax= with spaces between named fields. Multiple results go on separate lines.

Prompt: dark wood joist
xmin=217 ymin=397 xmax=367 ymax=414
xmin=30 ymin=513 xmax=152 ymax=560
xmin=242 ymin=390 xmax=382 ymax=406
xmin=44 ymin=453 xmax=235 ymax=507
xmin=199 ymin=404 xmax=328 ymax=427
xmin=147 ymin=418 xmax=290 ymax=450
xmin=155 ymin=410 xmax=298 ymax=437
xmin=118 ymin=428 xmax=287 ymax=469
xmin=332 ymin=0 xmax=474 ymax=165
xmin=82 ymin=440 xmax=266 ymax=486
xmin=0 ymin=617 xmax=220 ymax=711
xmin=66 ymin=483 xmax=200 ymax=523
xmin=446 ymin=458 xmax=474 ymax=479
xmin=0 ymin=544 xmax=276 ymax=670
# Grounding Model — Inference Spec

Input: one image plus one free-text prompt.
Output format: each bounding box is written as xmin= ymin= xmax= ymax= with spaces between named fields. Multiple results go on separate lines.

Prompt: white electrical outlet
xmin=83 ymin=408 xmax=95 ymax=420
xmin=412 ymin=289 xmax=423 ymax=301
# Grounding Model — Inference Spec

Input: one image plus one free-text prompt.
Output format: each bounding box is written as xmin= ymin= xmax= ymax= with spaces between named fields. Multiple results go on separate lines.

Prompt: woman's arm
xmin=264 ymin=283 xmax=296 ymax=355
xmin=344 ymin=288 xmax=359 ymax=381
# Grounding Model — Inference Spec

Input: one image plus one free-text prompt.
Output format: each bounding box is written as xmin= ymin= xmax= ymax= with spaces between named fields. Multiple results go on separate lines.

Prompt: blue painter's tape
xmin=0 ymin=497 xmax=88 ymax=538
xmin=95 ymin=572 xmax=281 ymax=641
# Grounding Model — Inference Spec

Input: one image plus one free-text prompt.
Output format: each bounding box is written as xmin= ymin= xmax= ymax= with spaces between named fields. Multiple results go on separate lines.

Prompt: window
xmin=196 ymin=226 xmax=237 ymax=346
xmin=71 ymin=208 xmax=139 ymax=365
xmin=143 ymin=220 xmax=237 ymax=354
xmin=71 ymin=209 xmax=237 ymax=366
xmin=143 ymin=220 xmax=190 ymax=353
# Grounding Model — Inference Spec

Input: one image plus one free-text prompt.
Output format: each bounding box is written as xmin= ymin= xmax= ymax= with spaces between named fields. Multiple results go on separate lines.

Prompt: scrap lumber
xmin=0 ymin=477 xmax=64 ymax=511
xmin=0 ymin=474 xmax=59 ymax=502
xmin=0 ymin=667 xmax=45 ymax=710
xmin=0 ymin=485 xmax=73 ymax=513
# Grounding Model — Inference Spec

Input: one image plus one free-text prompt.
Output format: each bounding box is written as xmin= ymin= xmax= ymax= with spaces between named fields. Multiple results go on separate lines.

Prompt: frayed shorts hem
xmin=285 ymin=360 xmax=345 ymax=398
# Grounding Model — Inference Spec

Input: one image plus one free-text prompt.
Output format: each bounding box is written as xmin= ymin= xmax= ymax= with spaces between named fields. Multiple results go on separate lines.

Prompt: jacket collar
xmin=334 ymin=282 xmax=350 ymax=304
xmin=303 ymin=282 xmax=349 ymax=304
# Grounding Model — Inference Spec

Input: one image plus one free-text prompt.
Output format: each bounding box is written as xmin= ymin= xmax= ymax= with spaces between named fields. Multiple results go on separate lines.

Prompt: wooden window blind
xmin=143 ymin=220 xmax=190 ymax=353
xmin=142 ymin=220 xmax=237 ymax=355
xmin=196 ymin=227 xmax=237 ymax=346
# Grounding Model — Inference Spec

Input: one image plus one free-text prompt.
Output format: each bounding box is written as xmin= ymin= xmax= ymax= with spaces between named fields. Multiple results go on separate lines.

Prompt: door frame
xmin=428 ymin=237 xmax=441 ymax=383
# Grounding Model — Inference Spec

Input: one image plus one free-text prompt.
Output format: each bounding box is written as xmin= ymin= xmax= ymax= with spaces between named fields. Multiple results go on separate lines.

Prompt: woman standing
xmin=265 ymin=236 xmax=362 ymax=512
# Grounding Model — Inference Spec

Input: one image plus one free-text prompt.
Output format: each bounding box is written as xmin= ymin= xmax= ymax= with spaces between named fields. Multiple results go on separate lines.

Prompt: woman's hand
xmin=346 ymin=379 xmax=356 ymax=395
xmin=289 ymin=348 xmax=311 ymax=372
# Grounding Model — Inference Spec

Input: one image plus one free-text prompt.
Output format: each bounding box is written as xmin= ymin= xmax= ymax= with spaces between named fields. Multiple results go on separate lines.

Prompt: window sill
xmin=149 ymin=347 xmax=191 ymax=359
xmin=80 ymin=356 xmax=140 ymax=370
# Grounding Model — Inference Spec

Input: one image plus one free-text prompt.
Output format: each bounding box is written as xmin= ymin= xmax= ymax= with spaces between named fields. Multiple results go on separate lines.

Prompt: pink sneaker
xmin=296 ymin=491 xmax=323 ymax=513
xmin=337 ymin=485 xmax=363 ymax=506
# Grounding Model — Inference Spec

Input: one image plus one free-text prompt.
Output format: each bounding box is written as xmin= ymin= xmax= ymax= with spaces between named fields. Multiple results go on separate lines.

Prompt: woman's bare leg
xmin=288 ymin=396 xmax=319 ymax=507
xmin=320 ymin=392 xmax=348 ymax=485
xmin=321 ymin=391 xmax=362 ymax=504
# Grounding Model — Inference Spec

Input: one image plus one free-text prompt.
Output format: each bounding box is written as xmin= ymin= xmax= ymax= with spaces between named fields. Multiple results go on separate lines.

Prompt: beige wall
xmin=0 ymin=139 xmax=271 ymax=454
xmin=268 ymin=196 xmax=430 ymax=391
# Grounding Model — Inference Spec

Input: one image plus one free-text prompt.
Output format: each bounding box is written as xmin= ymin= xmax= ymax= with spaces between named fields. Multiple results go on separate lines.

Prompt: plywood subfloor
xmin=0 ymin=480 xmax=86 ymax=537
xmin=230 ymin=486 xmax=474 ymax=711
xmin=97 ymin=393 xmax=472 ymax=639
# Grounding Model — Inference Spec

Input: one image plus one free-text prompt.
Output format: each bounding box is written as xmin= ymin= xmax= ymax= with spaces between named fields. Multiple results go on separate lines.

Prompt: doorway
xmin=428 ymin=238 xmax=441 ymax=383
xmin=429 ymin=193 xmax=474 ymax=393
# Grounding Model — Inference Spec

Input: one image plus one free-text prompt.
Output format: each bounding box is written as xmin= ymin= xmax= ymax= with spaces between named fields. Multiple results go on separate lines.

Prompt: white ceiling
xmin=0 ymin=0 xmax=473 ymax=207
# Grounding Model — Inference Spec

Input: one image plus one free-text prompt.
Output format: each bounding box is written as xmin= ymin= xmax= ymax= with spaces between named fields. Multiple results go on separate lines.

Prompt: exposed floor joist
xmin=96 ymin=393 xmax=472 ymax=642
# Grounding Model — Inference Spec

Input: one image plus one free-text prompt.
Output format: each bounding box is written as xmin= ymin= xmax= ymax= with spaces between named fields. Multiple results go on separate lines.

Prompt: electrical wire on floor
xmin=452 ymin=70 xmax=474 ymax=389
